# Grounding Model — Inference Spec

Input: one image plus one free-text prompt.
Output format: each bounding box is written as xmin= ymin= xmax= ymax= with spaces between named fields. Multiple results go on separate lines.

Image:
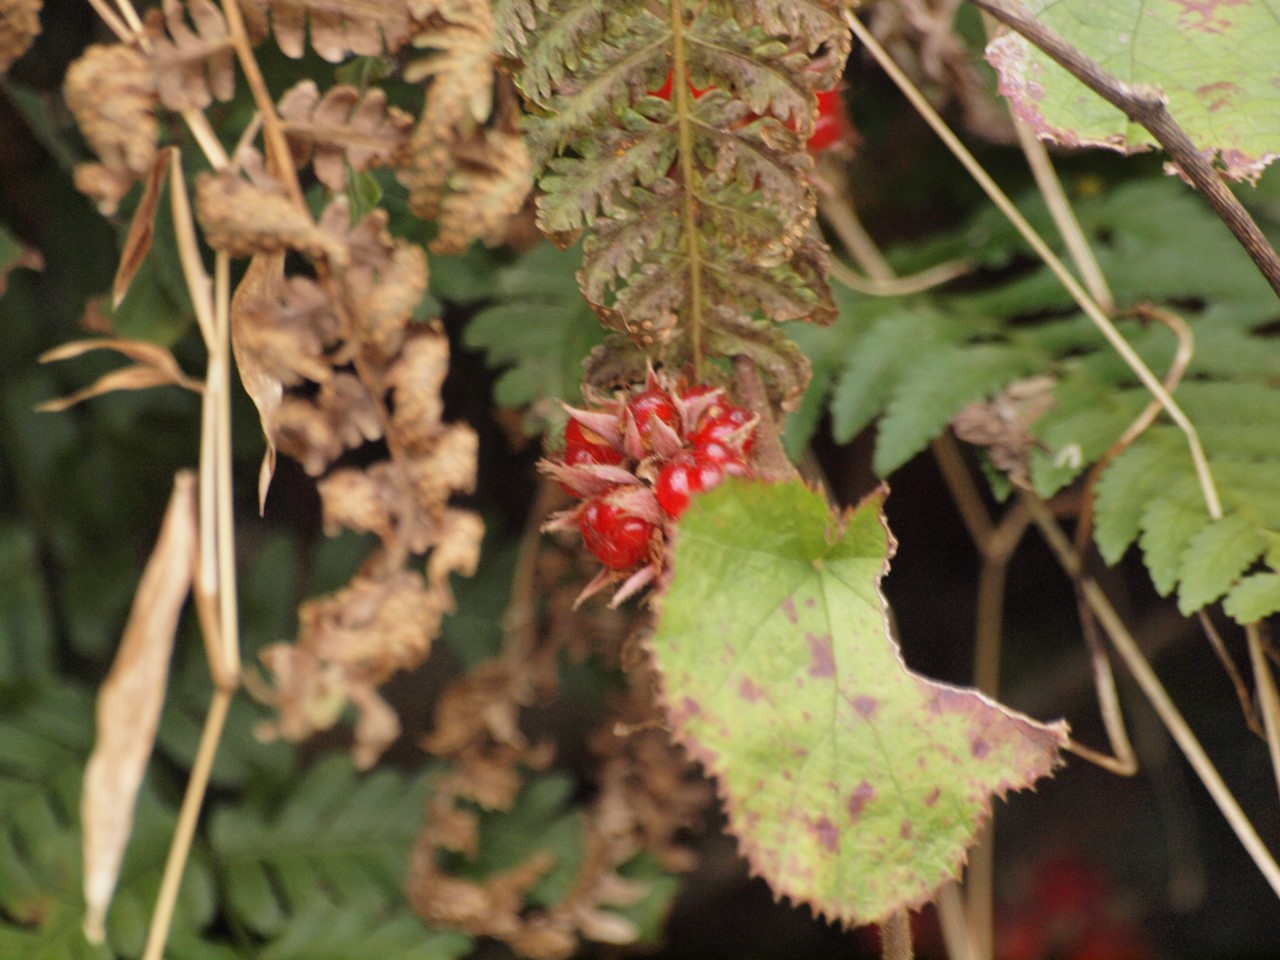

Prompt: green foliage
xmin=651 ymin=480 xmax=1067 ymax=924
xmin=460 ymin=242 xmax=604 ymax=433
xmin=208 ymin=756 xmax=449 ymax=943
xmin=498 ymin=0 xmax=844 ymax=396
xmin=0 ymin=684 xmax=217 ymax=960
xmin=792 ymin=177 xmax=1280 ymax=620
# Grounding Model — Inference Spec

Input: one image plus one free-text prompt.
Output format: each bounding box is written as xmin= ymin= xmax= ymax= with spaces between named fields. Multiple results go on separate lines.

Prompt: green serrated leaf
xmin=1223 ymin=573 xmax=1280 ymax=624
xmin=874 ymin=343 xmax=1042 ymax=476
xmin=828 ymin=307 xmax=946 ymax=444
xmin=463 ymin=242 xmax=604 ymax=430
xmin=1092 ymin=440 xmax=1185 ymax=564
xmin=1138 ymin=498 xmax=1209 ymax=597
xmin=651 ymin=480 xmax=1067 ymax=925
xmin=987 ymin=0 xmax=1280 ymax=181
xmin=1176 ymin=513 xmax=1269 ymax=615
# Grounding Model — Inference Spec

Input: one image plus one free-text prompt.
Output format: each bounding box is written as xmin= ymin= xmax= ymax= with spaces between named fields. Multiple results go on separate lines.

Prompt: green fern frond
xmin=793 ymin=177 xmax=1280 ymax=621
xmin=0 ymin=684 xmax=216 ymax=958
xmin=500 ymin=0 xmax=840 ymax=393
xmin=208 ymin=756 xmax=443 ymax=939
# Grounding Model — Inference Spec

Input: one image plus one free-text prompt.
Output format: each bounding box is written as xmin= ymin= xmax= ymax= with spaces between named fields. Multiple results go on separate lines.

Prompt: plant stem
xmin=1021 ymin=492 xmax=1280 ymax=899
xmin=141 ymin=687 xmax=232 ymax=960
xmin=829 ymin=258 xmax=970 ymax=297
xmin=1247 ymin=624 xmax=1280 ymax=804
xmin=670 ymin=0 xmax=705 ymax=378
xmin=969 ymin=0 xmax=1280 ymax=301
xmin=847 ymin=10 xmax=1223 ymax=522
xmin=880 ymin=909 xmax=913 ymax=960
xmin=217 ymin=0 xmax=304 ymax=208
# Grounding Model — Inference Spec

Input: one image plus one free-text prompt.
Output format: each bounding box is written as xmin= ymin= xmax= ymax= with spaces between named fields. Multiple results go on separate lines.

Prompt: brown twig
xmin=969 ymin=0 xmax=1280 ymax=301
xmin=1199 ymin=613 xmax=1265 ymax=739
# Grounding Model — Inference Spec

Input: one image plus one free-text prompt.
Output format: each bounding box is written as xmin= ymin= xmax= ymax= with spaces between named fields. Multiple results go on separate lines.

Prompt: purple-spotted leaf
xmin=986 ymin=0 xmax=1280 ymax=181
xmin=650 ymin=480 xmax=1068 ymax=926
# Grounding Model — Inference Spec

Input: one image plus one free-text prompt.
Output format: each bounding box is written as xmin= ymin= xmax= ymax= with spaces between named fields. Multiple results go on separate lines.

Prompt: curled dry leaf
xmin=951 ymin=375 xmax=1056 ymax=487
xmin=277 ymin=80 xmax=413 ymax=191
xmin=38 ymin=337 xmax=203 ymax=411
xmin=0 ymin=0 xmax=41 ymax=75
xmin=231 ymin=252 xmax=340 ymax=508
xmin=274 ymin=376 xmax=384 ymax=476
xmin=431 ymin=128 xmax=533 ymax=254
xmin=195 ymin=168 xmax=339 ymax=260
xmin=82 ymin=472 xmax=196 ymax=944
xmin=113 ymin=148 xmax=174 ymax=309
xmin=145 ymin=0 xmax=234 ymax=111
xmin=319 ymin=202 xmax=427 ymax=358
xmin=64 ymin=44 xmax=158 ymax=215
xmin=238 ymin=0 xmax=413 ymax=62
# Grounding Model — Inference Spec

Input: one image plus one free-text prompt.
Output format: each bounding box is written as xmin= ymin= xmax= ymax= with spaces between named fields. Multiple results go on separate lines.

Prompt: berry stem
xmin=732 ymin=356 xmax=796 ymax=483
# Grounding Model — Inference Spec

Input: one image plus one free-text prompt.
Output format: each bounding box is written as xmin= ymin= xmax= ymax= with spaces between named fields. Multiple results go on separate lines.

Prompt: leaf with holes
xmin=649 ymin=480 xmax=1068 ymax=925
xmin=985 ymin=0 xmax=1280 ymax=181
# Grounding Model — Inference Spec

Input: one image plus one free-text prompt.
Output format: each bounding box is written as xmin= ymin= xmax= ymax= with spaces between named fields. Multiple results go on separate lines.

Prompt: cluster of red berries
xmin=649 ymin=71 xmax=854 ymax=155
xmin=543 ymin=372 xmax=758 ymax=605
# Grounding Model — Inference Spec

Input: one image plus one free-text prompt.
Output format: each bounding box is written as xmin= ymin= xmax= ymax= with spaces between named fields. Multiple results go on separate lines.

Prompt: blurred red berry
xmin=655 ymin=456 xmax=729 ymax=518
xmin=578 ymin=499 xmax=654 ymax=570
xmin=692 ymin=406 xmax=756 ymax=454
xmin=628 ymin=388 xmax=678 ymax=442
xmin=808 ymin=88 xmax=854 ymax=154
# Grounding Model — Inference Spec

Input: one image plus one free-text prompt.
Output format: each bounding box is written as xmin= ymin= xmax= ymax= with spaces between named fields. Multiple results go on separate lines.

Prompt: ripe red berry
xmin=691 ymin=406 xmax=756 ymax=454
xmin=655 ymin=456 xmax=727 ymax=518
xmin=695 ymin=441 xmax=750 ymax=476
xmin=578 ymin=499 xmax=654 ymax=570
xmin=564 ymin=418 xmax=622 ymax=460
xmin=627 ymin=388 xmax=678 ymax=443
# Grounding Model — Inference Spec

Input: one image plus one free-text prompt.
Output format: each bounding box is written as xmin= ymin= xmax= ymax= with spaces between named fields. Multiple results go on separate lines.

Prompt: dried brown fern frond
xmin=0 ymin=0 xmax=41 ymax=75
xmin=231 ymin=193 xmax=483 ymax=767
xmin=145 ymin=0 xmax=234 ymax=111
xmin=277 ymin=80 xmax=413 ymax=190
xmin=431 ymin=127 xmax=531 ymax=254
xmin=64 ymin=43 xmax=158 ymax=214
xmin=238 ymin=0 xmax=414 ymax=62
xmin=403 ymin=0 xmax=531 ymax=252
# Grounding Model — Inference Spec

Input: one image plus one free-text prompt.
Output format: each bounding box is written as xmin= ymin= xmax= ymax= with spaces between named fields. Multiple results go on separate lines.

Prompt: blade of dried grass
xmin=82 ymin=471 xmax=197 ymax=944
xmin=37 ymin=337 xmax=203 ymax=410
xmin=114 ymin=148 xmax=174 ymax=308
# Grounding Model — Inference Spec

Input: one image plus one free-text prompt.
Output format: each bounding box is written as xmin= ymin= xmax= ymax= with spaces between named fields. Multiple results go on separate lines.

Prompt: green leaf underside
xmin=985 ymin=0 xmax=1280 ymax=181
xmin=500 ymin=0 xmax=843 ymax=395
xmin=650 ymin=481 xmax=1068 ymax=925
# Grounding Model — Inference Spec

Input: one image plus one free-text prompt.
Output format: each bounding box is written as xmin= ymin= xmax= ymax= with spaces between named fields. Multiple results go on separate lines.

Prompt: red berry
xmin=696 ymin=441 xmax=750 ymax=476
xmin=627 ymin=388 xmax=678 ymax=443
xmin=655 ymin=456 xmax=727 ymax=518
xmin=808 ymin=88 xmax=853 ymax=154
xmin=692 ymin=406 xmax=756 ymax=454
xmin=564 ymin=418 xmax=622 ymax=460
xmin=578 ymin=499 xmax=654 ymax=570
